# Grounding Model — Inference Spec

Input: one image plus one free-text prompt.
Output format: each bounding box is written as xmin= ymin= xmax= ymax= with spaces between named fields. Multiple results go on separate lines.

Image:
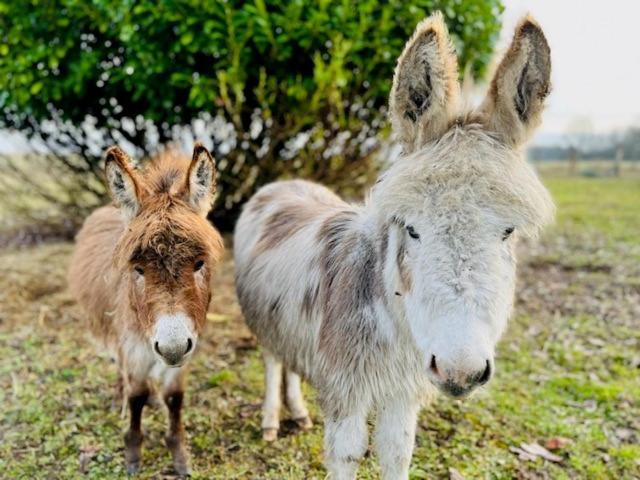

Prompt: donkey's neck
xmin=320 ymin=207 xmax=397 ymax=330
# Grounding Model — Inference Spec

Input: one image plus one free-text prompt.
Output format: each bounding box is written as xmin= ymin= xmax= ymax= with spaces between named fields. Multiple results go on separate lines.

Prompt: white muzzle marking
xmin=152 ymin=312 xmax=196 ymax=366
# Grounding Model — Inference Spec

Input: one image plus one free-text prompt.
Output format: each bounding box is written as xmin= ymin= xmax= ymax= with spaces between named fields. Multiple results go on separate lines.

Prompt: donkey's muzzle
xmin=154 ymin=338 xmax=194 ymax=366
xmin=428 ymin=355 xmax=493 ymax=398
xmin=153 ymin=313 xmax=196 ymax=366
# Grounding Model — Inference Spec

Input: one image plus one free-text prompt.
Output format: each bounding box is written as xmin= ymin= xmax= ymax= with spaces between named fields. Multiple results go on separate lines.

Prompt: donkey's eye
xmin=134 ymin=266 xmax=144 ymax=275
xmin=406 ymin=225 xmax=420 ymax=240
xmin=502 ymin=227 xmax=515 ymax=240
xmin=194 ymin=260 xmax=205 ymax=272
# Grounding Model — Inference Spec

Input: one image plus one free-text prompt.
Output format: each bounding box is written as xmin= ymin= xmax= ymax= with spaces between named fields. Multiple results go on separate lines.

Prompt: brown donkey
xmin=68 ymin=143 xmax=223 ymax=475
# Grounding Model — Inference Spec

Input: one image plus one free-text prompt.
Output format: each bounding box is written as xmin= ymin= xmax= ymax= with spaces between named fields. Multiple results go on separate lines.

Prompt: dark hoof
xmin=165 ymin=434 xmax=190 ymax=476
xmin=126 ymin=461 xmax=141 ymax=475
xmin=124 ymin=431 xmax=143 ymax=476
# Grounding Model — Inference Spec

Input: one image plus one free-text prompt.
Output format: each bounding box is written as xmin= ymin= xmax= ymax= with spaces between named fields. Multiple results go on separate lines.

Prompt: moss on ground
xmin=0 ymin=177 xmax=639 ymax=479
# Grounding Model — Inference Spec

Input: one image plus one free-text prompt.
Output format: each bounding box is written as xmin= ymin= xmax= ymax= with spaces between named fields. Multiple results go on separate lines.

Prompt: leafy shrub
xmin=0 ymin=0 xmax=503 ymax=228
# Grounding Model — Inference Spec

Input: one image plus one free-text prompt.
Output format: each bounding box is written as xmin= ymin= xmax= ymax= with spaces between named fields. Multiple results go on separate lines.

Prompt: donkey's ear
xmin=105 ymin=147 xmax=142 ymax=220
xmin=389 ymin=12 xmax=460 ymax=154
xmin=480 ymin=16 xmax=551 ymax=146
xmin=184 ymin=143 xmax=217 ymax=216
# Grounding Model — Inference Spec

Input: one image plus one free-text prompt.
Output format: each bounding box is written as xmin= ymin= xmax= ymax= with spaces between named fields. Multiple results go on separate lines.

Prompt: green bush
xmin=0 ymin=0 xmax=503 ymax=228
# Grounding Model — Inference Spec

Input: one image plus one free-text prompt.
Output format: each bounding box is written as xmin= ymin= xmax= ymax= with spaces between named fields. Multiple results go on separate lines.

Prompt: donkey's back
xmin=68 ymin=205 xmax=124 ymax=346
xmin=234 ymin=179 xmax=351 ymax=376
xmin=235 ymin=179 xmax=348 ymax=253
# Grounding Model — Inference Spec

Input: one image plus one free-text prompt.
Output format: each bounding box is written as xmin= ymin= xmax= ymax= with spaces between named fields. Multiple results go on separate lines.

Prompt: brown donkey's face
xmin=106 ymin=144 xmax=223 ymax=366
xmin=124 ymin=215 xmax=215 ymax=366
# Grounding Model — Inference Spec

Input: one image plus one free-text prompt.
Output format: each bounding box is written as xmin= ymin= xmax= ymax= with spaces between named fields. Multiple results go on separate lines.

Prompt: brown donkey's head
xmin=105 ymin=143 xmax=223 ymax=367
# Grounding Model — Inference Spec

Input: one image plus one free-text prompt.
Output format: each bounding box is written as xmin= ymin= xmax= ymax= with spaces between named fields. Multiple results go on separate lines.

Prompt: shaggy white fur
xmin=234 ymin=12 xmax=554 ymax=480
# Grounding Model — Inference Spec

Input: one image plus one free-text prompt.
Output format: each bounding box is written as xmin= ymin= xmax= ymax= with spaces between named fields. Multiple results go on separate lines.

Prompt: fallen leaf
xmin=79 ymin=445 xmax=100 ymax=473
xmin=545 ymin=436 xmax=572 ymax=450
xmin=37 ymin=305 xmax=49 ymax=327
xmin=449 ymin=467 xmax=465 ymax=480
xmin=519 ymin=443 xmax=563 ymax=463
xmin=566 ymin=399 xmax=597 ymax=412
xmin=509 ymin=446 xmax=538 ymax=462
xmin=206 ymin=313 xmax=230 ymax=323
xmin=232 ymin=335 xmax=257 ymax=351
xmin=615 ymin=428 xmax=635 ymax=441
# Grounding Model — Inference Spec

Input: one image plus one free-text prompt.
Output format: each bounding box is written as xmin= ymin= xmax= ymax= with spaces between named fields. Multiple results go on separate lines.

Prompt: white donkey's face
xmin=377 ymin=13 xmax=554 ymax=396
xmin=395 ymin=199 xmax=517 ymax=396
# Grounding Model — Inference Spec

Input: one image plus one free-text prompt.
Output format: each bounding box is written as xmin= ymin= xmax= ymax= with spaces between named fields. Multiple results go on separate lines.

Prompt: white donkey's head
xmin=372 ymin=13 xmax=554 ymax=397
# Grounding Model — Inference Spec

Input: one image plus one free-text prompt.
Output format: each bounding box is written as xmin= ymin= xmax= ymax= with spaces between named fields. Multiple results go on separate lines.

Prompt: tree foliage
xmin=0 ymin=0 xmax=504 ymax=228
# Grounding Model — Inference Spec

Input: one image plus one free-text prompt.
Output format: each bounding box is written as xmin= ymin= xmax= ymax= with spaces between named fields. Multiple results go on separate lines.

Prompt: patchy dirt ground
xmin=0 ymin=177 xmax=639 ymax=479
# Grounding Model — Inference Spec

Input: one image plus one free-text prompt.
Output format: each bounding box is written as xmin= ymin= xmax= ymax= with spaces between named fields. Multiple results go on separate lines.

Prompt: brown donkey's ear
xmin=184 ymin=143 xmax=217 ymax=216
xmin=480 ymin=16 xmax=551 ymax=146
xmin=389 ymin=11 xmax=460 ymax=154
xmin=105 ymin=147 xmax=142 ymax=220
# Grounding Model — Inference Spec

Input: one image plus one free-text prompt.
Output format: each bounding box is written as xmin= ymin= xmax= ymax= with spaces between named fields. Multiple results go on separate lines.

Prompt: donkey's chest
xmin=316 ymin=314 xmax=428 ymax=394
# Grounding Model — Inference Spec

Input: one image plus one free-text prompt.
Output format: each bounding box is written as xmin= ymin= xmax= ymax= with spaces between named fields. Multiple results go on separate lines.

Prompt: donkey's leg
xmin=146 ymin=383 xmax=163 ymax=409
xmin=324 ymin=409 xmax=369 ymax=480
xmin=373 ymin=396 xmax=420 ymax=480
xmin=262 ymin=350 xmax=283 ymax=442
xmin=162 ymin=367 xmax=190 ymax=476
xmin=124 ymin=377 xmax=150 ymax=474
xmin=112 ymin=372 xmax=124 ymax=412
xmin=114 ymin=352 xmax=126 ymax=414
xmin=285 ymin=369 xmax=312 ymax=430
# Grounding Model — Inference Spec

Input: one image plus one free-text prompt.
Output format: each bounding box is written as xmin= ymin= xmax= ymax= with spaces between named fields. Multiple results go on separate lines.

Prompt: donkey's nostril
xmin=185 ymin=338 xmax=193 ymax=355
xmin=154 ymin=341 xmax=161 ymax=356
xmin=429 ymin=355 xmax=439 ymax=376
xmin=478 ymin=360 xmax=492 ymax=385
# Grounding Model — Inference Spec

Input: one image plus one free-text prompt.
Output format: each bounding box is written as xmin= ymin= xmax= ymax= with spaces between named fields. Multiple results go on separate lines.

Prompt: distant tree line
xmin=530 ymin=127 xmax=640 ymax=161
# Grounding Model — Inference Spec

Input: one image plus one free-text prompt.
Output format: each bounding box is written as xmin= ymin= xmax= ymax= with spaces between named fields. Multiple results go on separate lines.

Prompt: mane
xmin=137 ymin=148 xmax=193 ymax=196
xmin=369 ymin=124 xmax=555 ymax=237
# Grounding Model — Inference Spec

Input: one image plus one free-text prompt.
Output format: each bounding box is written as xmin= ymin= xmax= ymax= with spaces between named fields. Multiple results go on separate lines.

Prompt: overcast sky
xmin=498 ymin=0 xmax=640 ymax=136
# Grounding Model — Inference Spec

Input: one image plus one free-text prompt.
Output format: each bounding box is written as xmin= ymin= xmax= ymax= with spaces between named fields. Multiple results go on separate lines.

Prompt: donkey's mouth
xmin=161 ymin=359 xmax=186 ymax=368
xmin=429 ymin=375 xmax=489 ymax=399
xmin=436 ymin=380 xmax=476 ymax=399
xmin=155 ymin=352 xmax=191 ymax=368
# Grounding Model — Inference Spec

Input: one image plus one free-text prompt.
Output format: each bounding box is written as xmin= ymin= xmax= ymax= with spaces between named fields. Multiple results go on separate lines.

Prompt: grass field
xmin=0 ymin=175 xmax=639 ymax=479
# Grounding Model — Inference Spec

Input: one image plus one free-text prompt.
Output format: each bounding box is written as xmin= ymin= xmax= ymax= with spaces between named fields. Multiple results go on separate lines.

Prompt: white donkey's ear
xmin=389 ymin=11 xmax=460 ymax=154
xmin=105 ymin=146 xmax=142 ymax=220
xmin=184 ymin=143 xmax=217 ymax=216
xmin=480 ymin=16 xmax=551 ymax=146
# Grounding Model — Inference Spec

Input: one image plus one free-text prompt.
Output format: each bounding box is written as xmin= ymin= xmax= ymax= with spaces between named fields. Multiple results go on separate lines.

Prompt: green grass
xmin=1 ymin=176 xmax=639 ymax=479
xmin=546 ymin=177 xmax=640 ymax=245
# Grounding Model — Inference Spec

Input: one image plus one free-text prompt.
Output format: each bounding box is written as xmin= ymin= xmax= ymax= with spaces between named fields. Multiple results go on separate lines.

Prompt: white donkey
xmin=234 ymin=12 xmax=554 ymax=479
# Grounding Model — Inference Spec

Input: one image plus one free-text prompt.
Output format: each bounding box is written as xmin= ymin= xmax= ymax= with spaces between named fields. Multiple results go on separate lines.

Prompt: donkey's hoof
xmin=173 ymin=461 xmax=191 ymax=477
xmin=126 ymin=461 xmax=141 ymax=475
xmin=294 ymin=416 xmax=313 ymax=431
xmin=262 ymin=428 xmax=278 ymax=442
